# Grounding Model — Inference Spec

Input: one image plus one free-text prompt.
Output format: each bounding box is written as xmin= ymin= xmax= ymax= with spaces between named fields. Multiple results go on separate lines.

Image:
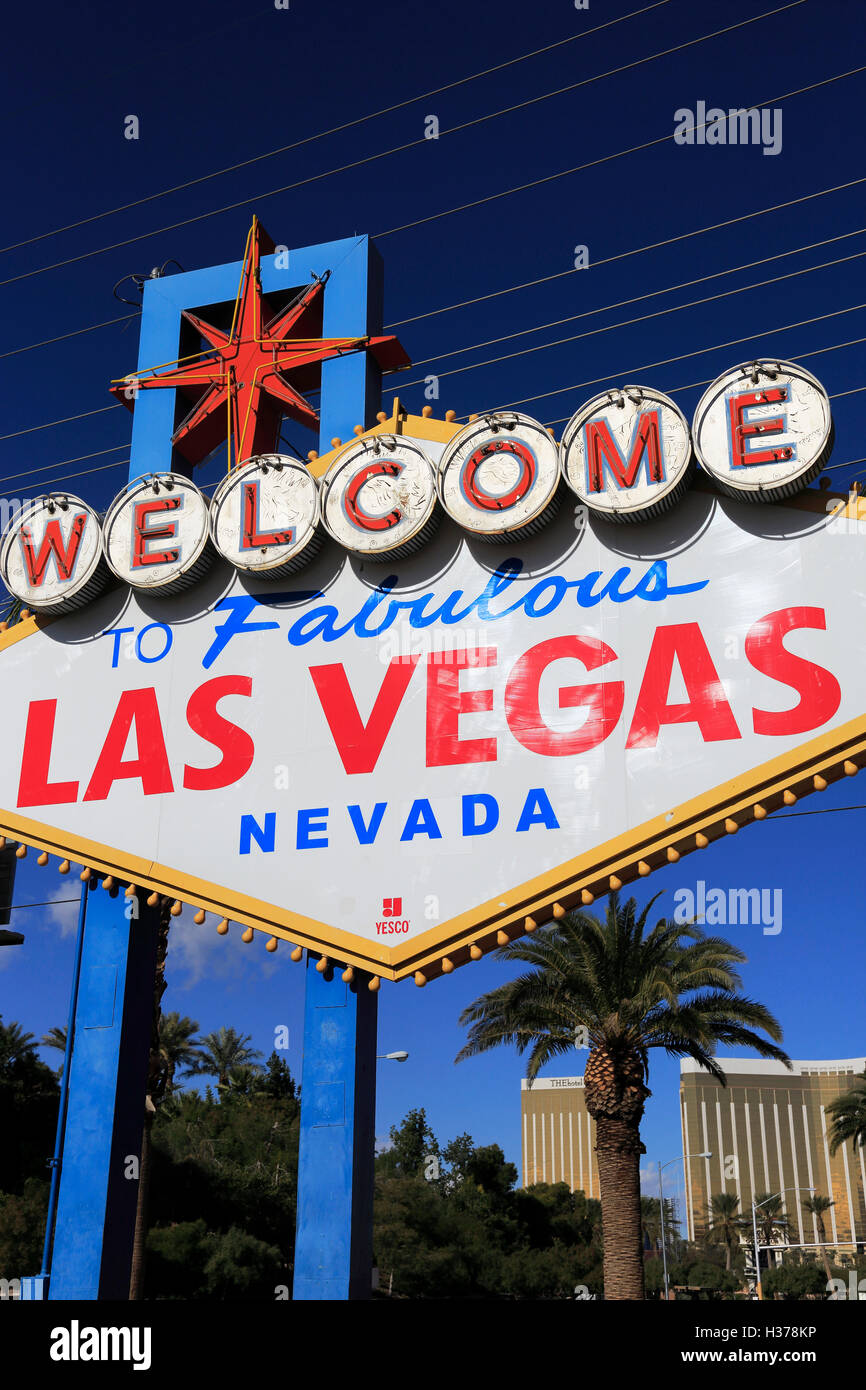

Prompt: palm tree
xmin=156 ymin=1012 xmax=203 ymax=1097
xmin=753 ymin=1192 xmax=789 ymax=1250
xmin=708 ymin=1191 xmax=741 ymax=1270
xmin=0 ymin=1019 xmax=37 ymax=1065
xmin=802 ymin=1193 xmax=835 ymax=1285
xmin=193 ymin=1027 xmax=263 ymax=1088
xmin=456 ymin=892 xmax=790 ymax=1300
xmin=826 ymin=1070 xmax=866 ymax=1154
xmin=41 ymin=1025 xmax=67 ymax=1055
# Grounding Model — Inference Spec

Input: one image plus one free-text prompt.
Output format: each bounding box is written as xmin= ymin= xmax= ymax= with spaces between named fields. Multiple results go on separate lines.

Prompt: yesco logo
xmin=0 ymin=359 xmax=833 ymax=616
xmin=49 ymin=1320 xmax=152 ymax=1371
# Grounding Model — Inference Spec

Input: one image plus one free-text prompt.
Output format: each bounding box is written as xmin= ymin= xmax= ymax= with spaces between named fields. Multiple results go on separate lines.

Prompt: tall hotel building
xmin=520 ymin=1078 xmax=598 ymax=1195
xmin=680 ymin=1058 xmax=866 ymax=1247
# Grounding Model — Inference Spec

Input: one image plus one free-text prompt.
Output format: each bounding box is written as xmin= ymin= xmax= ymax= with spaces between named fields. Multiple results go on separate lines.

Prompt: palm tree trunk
xmin=129 ymin=1109 xmax=153 ymax=1300
xmin=816 ymin=1215 xmax=833 ymax=1286
xmin=594 ymin=1114 xmax=645 ymax=1300
xmin=128 ymin=899 xmax=171 ymax=1300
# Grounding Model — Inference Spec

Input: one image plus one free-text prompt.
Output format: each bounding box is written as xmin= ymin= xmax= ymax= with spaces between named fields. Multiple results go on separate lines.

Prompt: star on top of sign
xmin=111 ymin=217 xmax=410 ymax=466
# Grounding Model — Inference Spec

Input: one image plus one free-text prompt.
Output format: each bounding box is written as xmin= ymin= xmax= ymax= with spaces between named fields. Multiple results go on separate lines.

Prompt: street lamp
xmin=0 ymin=930 xmax=24 ymax=946
xmin=377 ymin=1051 xmax=409 ymax=1062
xmin=658 ymin=1152 xmax=712 ymax=1302
xmin=751 ymin=1186 xmax=814 ymax=1301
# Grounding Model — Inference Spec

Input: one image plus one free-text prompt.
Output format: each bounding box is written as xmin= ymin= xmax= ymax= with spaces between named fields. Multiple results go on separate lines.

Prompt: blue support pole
xmin=44 ymin=229 xmax=383 ymax=1301
xmin=293 ymin=960 xmax=378 ymax=1300
xmin=47 ymin=890 xmax=160 ymax=1300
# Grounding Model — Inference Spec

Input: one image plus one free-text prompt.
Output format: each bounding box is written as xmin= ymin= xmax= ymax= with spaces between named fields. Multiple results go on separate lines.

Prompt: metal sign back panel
xmin=0 ymin=431 xmax=863 ymax=981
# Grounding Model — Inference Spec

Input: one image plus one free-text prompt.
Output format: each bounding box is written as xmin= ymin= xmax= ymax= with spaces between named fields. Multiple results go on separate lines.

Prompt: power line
xmin=395 ymin=246 xmax=866 ymax=387
xmin=470 ymin=309 xmax=866 ymax=415
xmin=0 ymin=314 xmax=137 ymax=362
xmin=0 ymin=444 xmax=130 ymax=488
xmin=0 ymin=458 xmax=129 ymax=502
xmin=405 ymin=229 xmax=866 ymax=370
xmin=544 ymin=384 xmax=866 ymax=429
xmin=7 ymin=176 xmax=863 ymax=367
xmin=0 ymin=404 xmax=121 ymax=443
xmin=374 ymin=64 xmax=866 ymax=241
xmin=0 ymin=10 xmax=837 ymax=291
xmin=384 ymin=177 xmax=866 ymax=329
xmin=0 ymin=0 xmax=674 ymax=256
xmin=768 ymin=804 xmax=866 ymax=820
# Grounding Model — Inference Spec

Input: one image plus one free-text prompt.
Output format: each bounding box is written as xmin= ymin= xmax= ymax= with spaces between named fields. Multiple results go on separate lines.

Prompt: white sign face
xmin=103 ymin=474 xmax=213 ymax=593
xmin=210 ymin=456 xmax=321 ymax=577
xmin=692 ymin=360 xmax=833 ymax=502
xmin=438 ymin=413 xmax=561 ymax=539
xmin=1 ymin=446 xmax=863 ymax=981
xmin=320 ymin=436 xmax=438 ymax=559
xmin=559 ymin=386 xmax=693 ymax=521
xmin=1 ymin=495 xmax=109 ymax=613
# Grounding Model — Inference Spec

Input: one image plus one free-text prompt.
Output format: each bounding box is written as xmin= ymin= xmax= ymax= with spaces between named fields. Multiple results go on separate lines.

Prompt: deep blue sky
xmin=1 ymin=0 xmax=864 ymax=1221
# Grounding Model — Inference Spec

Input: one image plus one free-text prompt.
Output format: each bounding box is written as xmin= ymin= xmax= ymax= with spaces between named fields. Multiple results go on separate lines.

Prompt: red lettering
xmin=310 ymin=656 xmax=419 ymax=774
xmin=19 ymin=513 xmax=89 ymax=587
xmin=241 ymin=482 xmax=294 ymax=550
xmin=727 ymin=386 xmax=792 ymax=469
xmin=504 ymin=636 xmax=623 ymax=756
xmin=745 ymin=606 xmax=841 ymax=735
xmin=586 ymin=408 xmax=665 ymax=492
xmin=132 ymin=497 xmax=182 ymax=568
xmin=83 ymin=688 xmax=174 ymax=800
xmin=426 ymin=648 xmax=497 ymax=767
xmin=462 ymin=439 xmax=535 ymax=511
xmin=183 ymin=676 xmax=255 ymax=790
xmin=17 ymin=700 xmax=79 ymax=807
xmin=626 ymin=623 xmax=741 ymax=748
xmin=344 ymin=462 xmax=403 ymax=531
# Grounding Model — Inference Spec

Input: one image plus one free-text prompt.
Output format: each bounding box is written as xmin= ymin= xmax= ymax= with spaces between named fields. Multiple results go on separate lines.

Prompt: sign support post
xmin=47 ymin=885 xmax=161 ymax=1299
xmin=293 ymin=960 xmax=378 ymax=1299
xmin=45 ymin=232 xmax=385 ymax=1299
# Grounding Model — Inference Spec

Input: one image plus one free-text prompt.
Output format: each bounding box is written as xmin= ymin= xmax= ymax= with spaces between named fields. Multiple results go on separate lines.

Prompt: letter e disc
xmin=103 ymin=473 xmax=214 ymax=593
xmin=211 ymin=455 xmax=322 ymax=578
xmin=438 ymin=412 xmax=562 ymax=541
xmin=1 ymin=493 xmax=110 ymax=614
xmin=692 ymin=359 xmax=833 ymax=502
xmin=320 ymin=436 xmax=439 ymax=560
xmin=560 ymin=386 xmax=693 ymax=522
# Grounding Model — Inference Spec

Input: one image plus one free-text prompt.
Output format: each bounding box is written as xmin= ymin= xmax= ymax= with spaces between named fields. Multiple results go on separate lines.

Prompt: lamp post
xmin=376 ymin=1051 xmax=409 ymax=1062
xmin=751 ymin=1186 xmax=814 ymax=1300
xmin=658 ymin=1152 xmax=711 ymax=1302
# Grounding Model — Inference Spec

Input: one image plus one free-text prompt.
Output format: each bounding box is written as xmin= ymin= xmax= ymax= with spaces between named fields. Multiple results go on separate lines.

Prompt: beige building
xmin=680 ymin=1057 xmax=866 ymax=1248
xmin=520 ymin=1077 xmax=598 ymax=1196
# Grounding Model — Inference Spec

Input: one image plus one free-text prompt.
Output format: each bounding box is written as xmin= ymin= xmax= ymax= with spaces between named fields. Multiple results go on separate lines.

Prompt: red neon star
xmin=111 ymin=217 xmax=410 ymax=466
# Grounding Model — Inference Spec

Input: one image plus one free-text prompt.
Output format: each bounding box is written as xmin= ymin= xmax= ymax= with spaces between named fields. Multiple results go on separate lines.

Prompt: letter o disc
xmin=692 ymin=359 xmax=833 ymax=502
xmin=438 ymin=413 xmax=562 ymax=542
xmin=211 ymin=455 xmax=322 ymax=578
xmin=1 ymin=493 xmax=111 ymax=614
xmin=320 ymin=436 xmax=439 ymax=560
xmin=559 ymin=386 xmax=693 ymax=522
xmin=103 ymin=473 xmax=214 ymax=593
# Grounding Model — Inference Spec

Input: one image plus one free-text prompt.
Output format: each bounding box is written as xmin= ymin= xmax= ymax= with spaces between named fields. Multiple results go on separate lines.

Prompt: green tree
xmin=763 ymin=1261 xmax=826 ymax=1300
xmin=383 ymin=1107 xmax=439 ymax=1179
xmin=801 ymin=1193 xmax=835 ymax=1285
xmin=826 ymin=1070 xmax=866 ymax=1154
xmin=193 ymin=1027 xmax=263 ymax=1089
xmin=753 ymin=1192 xmax=789 ymax=1250
xmin=708 ymin=1192 xmax=742 ymax=1270
xmin=456 ymin=892 xmax=789 ymax=1300
xmin=156 ymin=1012 xmax=203 ymax=1097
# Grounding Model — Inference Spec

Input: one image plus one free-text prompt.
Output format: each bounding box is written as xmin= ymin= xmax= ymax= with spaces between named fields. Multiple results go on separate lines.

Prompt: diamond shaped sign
xmin=0 ymin=405 xmax=863 ymax=984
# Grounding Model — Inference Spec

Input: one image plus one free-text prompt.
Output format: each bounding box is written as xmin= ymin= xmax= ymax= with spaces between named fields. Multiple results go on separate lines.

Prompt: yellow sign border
xmin=1 ymin=411 xmax=863 ymax=984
